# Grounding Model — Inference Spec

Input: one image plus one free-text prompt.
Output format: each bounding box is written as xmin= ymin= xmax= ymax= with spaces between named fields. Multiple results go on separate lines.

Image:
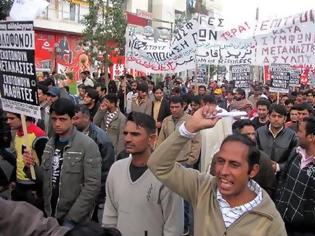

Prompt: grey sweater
xmin=102 ymin=157 xmax=184 ymax=236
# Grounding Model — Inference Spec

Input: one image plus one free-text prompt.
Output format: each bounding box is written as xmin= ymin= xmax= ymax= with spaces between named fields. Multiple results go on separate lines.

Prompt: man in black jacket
xmin=256 ymin=104 xmax=298 ymax=176
xmin=238 ymin=120 xmax=276 ymax=195
xmin=151 ymin=86 xmax=170 ymax=134
xmin=73 ymin=104 xmax=115 ymax=223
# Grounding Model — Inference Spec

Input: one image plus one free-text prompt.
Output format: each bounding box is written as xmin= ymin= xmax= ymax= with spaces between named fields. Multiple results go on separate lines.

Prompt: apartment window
xmin=70 ymin=3 xmax=76 ymax=21
xmin=77 ymin=4 xmax=81 ymax=22
xmin=148 ymin=0 xmax=153 ymax=13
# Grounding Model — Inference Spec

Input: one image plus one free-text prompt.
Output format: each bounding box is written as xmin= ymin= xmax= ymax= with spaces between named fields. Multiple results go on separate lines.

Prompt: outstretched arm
xmin=148 ymin=104 xmax=220 ymax=203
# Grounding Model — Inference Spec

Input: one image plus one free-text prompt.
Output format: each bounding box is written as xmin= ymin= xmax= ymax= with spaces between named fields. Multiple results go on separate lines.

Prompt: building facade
xmin=34 ymin=0 xmax=89 ymax=79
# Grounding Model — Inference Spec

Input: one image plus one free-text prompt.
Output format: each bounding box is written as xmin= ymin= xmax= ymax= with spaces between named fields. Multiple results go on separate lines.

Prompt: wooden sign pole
xmin=277 ymin=92 xmax=280 ymax=104
xmin=21 ymin=115 xmax=36 ymax=180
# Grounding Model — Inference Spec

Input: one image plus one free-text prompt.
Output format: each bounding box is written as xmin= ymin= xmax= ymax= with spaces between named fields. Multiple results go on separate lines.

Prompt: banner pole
xmin=277 ymin=92 xmax=280 ymax=104
xmin=21 ymin=115 xmax=36 ymax=180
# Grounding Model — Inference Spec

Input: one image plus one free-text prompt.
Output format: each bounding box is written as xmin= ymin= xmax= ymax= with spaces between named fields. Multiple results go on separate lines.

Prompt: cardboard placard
xmin=269 ymin=64 xmax=290 ymax=93
xmin=0 ymin=21 xmax=40 ymax=119
xmin=231 ymin=64 xmax=251 ymax=88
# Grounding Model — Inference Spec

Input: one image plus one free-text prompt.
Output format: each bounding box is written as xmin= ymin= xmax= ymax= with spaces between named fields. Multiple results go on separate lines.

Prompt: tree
xmin=0 ymin=0 xmax=13 ymax=20
xmin=82 ymin=0 xmax=127 ymax=83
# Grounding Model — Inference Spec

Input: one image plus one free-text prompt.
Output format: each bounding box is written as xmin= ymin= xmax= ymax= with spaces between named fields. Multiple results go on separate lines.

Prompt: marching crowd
xmin=0 ymin=71 xmax=315 ymax=236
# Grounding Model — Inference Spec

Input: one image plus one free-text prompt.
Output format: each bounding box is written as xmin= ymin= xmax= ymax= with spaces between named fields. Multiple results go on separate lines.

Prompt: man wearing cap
xmin=46 ymin=87 xmax=60 ymax=106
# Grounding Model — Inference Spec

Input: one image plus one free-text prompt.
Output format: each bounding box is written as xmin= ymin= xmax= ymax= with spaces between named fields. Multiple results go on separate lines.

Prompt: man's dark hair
xmin=290 ymin=104 xmax=299 ymax=112
xmin=153 ymin=86 xmax=163 ymax=93
xmin=284 ymin=99 xmax=295 ymax=106
xmin=85 ymin=88 xmax=98 ymax=102
xmin=66 ymin=222 xmax=121 ymax=236
xmin=127 ymin=112 xmax=156 ymax=135
xmin=296 ymin=102 xmax=313 ymax=113
xmin=148 ymin=80 xmax=155 ymax=86
xmin=6 ymin=112 xmax=34 ymax=122
xmin=78 ymin=84 xmax=86 ymax=90
xmin=236 ymin=88 xmax=246 ymax=98
xmin=269 ymin=103 xmax=287 ymax=116
xmin=41 ymin=77 xmax=55 ymax=87
xmin=97 ymin=83 xmax=107 ymax=93
xmin=303 ymin=117 xmax=315 ymax=136
xmin=256 ymin=98 xmax=270 ymax=109
xmin=198 ymin=85 xmax=206 ymax=90
xmin=50 ymin=98 xmax=75 ymax=118
xmin=0 ymin=109 xmax=11 ymax=148
xmin=137 ymin=82 xmax=148 ymax=93
xmin=290 ymin=91 xmax=298 ymax=97
xmin=105 ymin=93 xmax=118 ymax=105
xmin=221 ymin=134 xmax=260 ymax=172
xmin=225 ymin=89 xmax=234 ymax=95
xmin=170 ymin=96 xmax=184 ymax=106
xmin=181 ymin=94 xmax=191 ymax=105
xmin=37 ymin=82 xmax=48 ymax=94
xmin=202 ymin=94 xmax=217 ymax=105
xmin=306 ymin=89 xmax=315 ymax=96
xmin=80 ymin=71 xmax=90 ymax=76
xmin=43 ymin=71 xmax=50 ymax=78
xmin=171 ymin=87 xmax=181 ymax=95
xmin=74 ymin=104 xmax=90 ymax=118
xmin=130 ymin=80 xmax=138 ymax=86
xmin=64 ymin=85 xmax=70 ymax=93
xmin=238 ymin=119 xmax=254 ymax=130
xmin=191 ymin=95 xmax=201 ymax=105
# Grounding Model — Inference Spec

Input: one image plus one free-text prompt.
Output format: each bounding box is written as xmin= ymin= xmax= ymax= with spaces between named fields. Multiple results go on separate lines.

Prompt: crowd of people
xmin=0 ymin=70 xmax=315 ymax=236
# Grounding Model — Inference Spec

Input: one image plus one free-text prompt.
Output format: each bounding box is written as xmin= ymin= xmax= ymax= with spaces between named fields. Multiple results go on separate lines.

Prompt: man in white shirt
xmin=80 ymin=71 xmax=94 ymax=88
xmin=126 ymin=81 xmax=138 ymax=114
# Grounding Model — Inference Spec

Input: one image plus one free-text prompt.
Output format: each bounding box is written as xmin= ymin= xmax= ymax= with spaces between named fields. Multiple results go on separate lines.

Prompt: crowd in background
xmin=0 ymin=70 xmax=315 ymax=236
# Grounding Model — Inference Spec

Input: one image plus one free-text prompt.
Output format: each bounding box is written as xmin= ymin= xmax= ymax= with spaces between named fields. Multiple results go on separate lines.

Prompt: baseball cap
xmin=47 ymin=86 xmax=60 ymax=97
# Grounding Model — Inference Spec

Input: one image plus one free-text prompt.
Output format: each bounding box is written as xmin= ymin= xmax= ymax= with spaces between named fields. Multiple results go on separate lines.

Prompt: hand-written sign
xmin=196 ymin=16 xmax=255 ymax=65
xmin=125 ymin=10 xmax=315 ymax=73
xmin=125 ymin=19 xmax=198 ymax=73
xmin=231 ymin=64 xmax=251 ymax=88
xmin=255 ymin=10 xmax=315 ymax=65
xmin=0 ymin=21 xmax=40 ymax=119
xmin=269 ymin=64 xmax=290 ymax=93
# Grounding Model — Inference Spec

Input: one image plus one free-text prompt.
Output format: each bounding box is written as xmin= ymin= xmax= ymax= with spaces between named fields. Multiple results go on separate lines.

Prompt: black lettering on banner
xmin=199 ymin=29 xmax=218 ymax=41
xmin=289 ymin=68 xmax=301 ymax=87
xmin=0 ymin=21 xmax=39 ymax=119
xmin=231 ymin=65 xmax=251 ymax=88
xmin=270 ymin=64 xmax=290 ymax=93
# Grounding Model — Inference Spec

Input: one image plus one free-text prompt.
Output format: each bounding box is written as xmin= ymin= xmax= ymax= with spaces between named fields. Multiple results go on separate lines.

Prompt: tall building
xmin=125 ymin=0 xmax=186 ymax=32
xmin=34 ymin=0 xmax=89 ymax=79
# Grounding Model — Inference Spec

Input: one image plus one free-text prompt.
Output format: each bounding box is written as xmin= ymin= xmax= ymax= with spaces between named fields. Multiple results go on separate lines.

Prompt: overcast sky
xmin=219 ymin=0 xmax=314 ymax=24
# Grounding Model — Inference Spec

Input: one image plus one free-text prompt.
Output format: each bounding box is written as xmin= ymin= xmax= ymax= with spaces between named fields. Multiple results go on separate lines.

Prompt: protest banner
xmin=231 ymin=64 xmax=251 ymax=88
xmin=196 ymin=15 xmax=255 ymax=66
xmin=0 ymin=21 xmax=40 ymax=180
xmin=255 ymin=9 xmax=315 ymax=65
xmin=0 ymin=21 xmax=41 ymax=119
xmin=125 ymin=19 xmax=198 ymax=73
xmin=125 ymin=9 xmax=315 ymax=73
xmin=289 ymin=68 xmax=301 ymax=87
xmin=269 ymin=64 xmax=290 ymax=93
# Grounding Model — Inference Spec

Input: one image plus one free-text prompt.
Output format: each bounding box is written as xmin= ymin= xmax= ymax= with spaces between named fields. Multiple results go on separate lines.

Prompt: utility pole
xmin=194 ymin=0 xmax=202 ymax=85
